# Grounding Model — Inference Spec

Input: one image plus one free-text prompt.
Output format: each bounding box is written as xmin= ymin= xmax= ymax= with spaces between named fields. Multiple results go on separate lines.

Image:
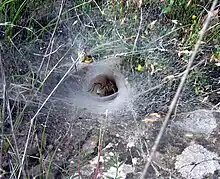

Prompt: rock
xmin=174 ymin=109 xmax=217 ymax=135
xmin=175 ymin=144 xmax=220 ymax=179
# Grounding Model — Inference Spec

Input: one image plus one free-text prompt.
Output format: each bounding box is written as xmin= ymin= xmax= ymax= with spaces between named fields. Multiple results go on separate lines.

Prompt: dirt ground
xmin=0 ymin=1 xmax=220 ymax=179
xmin=1 ymin=58 xmax=220 ymax=178
xmin=2 ymin=97 xmax=220 ymax=178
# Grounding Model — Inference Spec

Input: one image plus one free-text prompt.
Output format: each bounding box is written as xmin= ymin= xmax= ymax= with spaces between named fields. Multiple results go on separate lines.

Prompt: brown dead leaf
xmin=149 ymin=113 xmax=161 ymax=118
xmin=177 ymin=50 xmax=193 ymax=57
xmin=171 ymin=20 xmax=178 ymax=24
xmin=202 ymin=96 xmax=209 ymax=103
xmin=148 ymin=20 xmax=157 ymax=30
xmin=215 ymin=63 xmax=220 ymax=66
xmin=142 ymin=118 xmax=159 ymax=123
xmin=142 ymin=113 xmax=162 ymax=123
xmin=163 ymin=75 xmax=175 ymax=81
xmin=186 ymin=0 xmax=192 ymax=7
xmin=138 ymin=0 xmax=142 ymax=8
xmin=150 ymin=63 xmax=155 ymax=75
xmin=120 ymin=15 xmax=126 ymax=25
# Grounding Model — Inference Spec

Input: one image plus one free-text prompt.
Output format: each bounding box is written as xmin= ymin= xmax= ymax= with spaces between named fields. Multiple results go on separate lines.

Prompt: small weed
xmin=180 ymin=15 xmax=200 ymax=49
xmin=215 ymin=45 xmax=220 ymax=58
xmin=1 ymin=0 xmax=28 ymax=37
xmin=0 ymin=0 xmax=219 ymax=178
xmin=163 ymin=0 xmax=219 ymax=47
xmin=161 ymin=0 xmax=207 ymax=24
xmin=104 ymin=152 xmax=124 ymax=179
xmin=75 ymin=0 xmax=93 ymax=13
xmin=188 ymin=61 xmax=219 ymax=96
xmin=103 ymin=0 xmax=145 ymax=23
xmin=205 ymin=24 xmax=220 ymax=43
xmin=1 ymin=0 xmax=54 ymax=41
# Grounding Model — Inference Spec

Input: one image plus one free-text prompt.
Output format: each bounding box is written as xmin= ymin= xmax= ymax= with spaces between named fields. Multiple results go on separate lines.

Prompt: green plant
xmin=1 ymin=0 xmax=54 ymax=41
xmin=104 ymin=152 xmax=124 ymax=179
xmin=180 ymin=15 xmax=200 ymax=49
xmin=205 ymin=24 xmax=220 ymax=43
xmin=1 ymin=0 xmax=28 ymax=37
xmin=189 ymin=69 xmax=209 ymax=95
xmin=161 ymin=0 xmax=207 ymax=24
xmin=215 ymin=45 xmax=220 ymax=58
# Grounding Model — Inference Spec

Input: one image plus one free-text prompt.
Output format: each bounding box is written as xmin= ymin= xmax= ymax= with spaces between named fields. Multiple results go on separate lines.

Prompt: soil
xmin=0 ymin=1 xmax=219 ymax=179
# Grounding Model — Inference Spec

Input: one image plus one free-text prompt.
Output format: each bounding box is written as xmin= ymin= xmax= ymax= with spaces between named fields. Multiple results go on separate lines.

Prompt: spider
xmin=81 ymin=55 xmax=95 ymax=64
xmin=88 ymin=78 xmax=117 ymax=97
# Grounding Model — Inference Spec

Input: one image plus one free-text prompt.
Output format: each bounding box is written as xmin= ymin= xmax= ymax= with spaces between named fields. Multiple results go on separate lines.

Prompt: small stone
xmin=47 ymin=144 xmax=53 ymax=151
xmin=174 ymin=109 xmax=217 ymax=135
xmin=175 ymin=144 xmax=220 ymax=179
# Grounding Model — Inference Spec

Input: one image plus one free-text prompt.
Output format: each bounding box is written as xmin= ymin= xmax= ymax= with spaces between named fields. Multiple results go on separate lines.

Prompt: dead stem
xmin=140 ymin=0 xmax=219 ymax=178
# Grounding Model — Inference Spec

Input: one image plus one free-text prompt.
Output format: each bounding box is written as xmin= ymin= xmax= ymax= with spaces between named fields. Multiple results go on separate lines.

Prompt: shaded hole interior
xmin=88 ymin=74 xmax=118 ymax=97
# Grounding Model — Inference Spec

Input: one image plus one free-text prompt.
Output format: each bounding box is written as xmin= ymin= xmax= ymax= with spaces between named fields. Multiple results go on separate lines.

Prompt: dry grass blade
xmin=18 ymin=56 xmax=80 ymax=178
xmin=0 ymin=51 xmax=6 ymax=171
xmin=0 ymin=50 xmax=26 ymax=177
xmin=140 ymin=0 xmax=219 ymax=178
xmin=37 ymin=0 xmax=65 ymax=78
xmin=93 ymin=110 xmax=107 ymax=179
xmin=132 ymin=7 xmax=142 ymax=52
xmin=7 ymin=100 xmax=26 ymax=178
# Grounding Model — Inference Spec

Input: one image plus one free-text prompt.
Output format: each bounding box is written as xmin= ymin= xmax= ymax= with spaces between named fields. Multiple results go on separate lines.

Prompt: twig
xmin=130 ymin=7 xmax=142 ymax=74
xmin=84 ymin=13 xmax=101 ymax=37
xmin=0 ymin=23 xmax=37 ymax=38
xmin=0 ymin=53 xmax=26 ymax=177
xmin=93 ymin=131 xmax=102 ymax=179
xmin=77 ymin=141 xmax=81 ymax=178
xmin=45 ymin=125 xmax=71 ymax=179
xmin=140 ymin=0 xmax=218 ymax=178
xmin=6 ymin=100 xmax=26 ymax=178
xmin=8 ymin=151 xmax=65 ymax=172
xmin=38 ymin=33 xmax=80 ymax=90
xmin=45 ymin=38 xmax=55 ymax=75
xmin=37 ymin=0 xmax=65 ymax=77
xmin=17 ymin=56 xmax=80 ymax=178
xmin=0 ymin=51 xmax=5 ymax=171
xmin=133 ymin=7 xmax=143 ymax=52
xmin=33 ymin=44 xmax=64 ymax=57
xmin=93 ymin=110 xmax=107 ymax=179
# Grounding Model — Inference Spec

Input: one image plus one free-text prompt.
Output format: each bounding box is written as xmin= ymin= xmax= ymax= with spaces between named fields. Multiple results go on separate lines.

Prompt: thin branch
xmin=140 ymin=0 xmax=219 ymax=178
xmin=133 ymin=7 xmax=143 ymax=52
xmin=7 ymin=100 xmax=26 ymax=178
xmin=0 ymin=53 xmax=25 ymax=177
xmin=0 ymin=23 xmax=38 ymax=38
xmin=17 ymin=56 xmax=80 ymax=178
xmin=33 ymin=44 xmax=64 ymax=57
xmin=93 ymin=109 xmax=108 ymax=179
xmin=0 ymin=51 xmax=6 ymax=170
xmin=37 ymin=0 xmax=65 ymax=77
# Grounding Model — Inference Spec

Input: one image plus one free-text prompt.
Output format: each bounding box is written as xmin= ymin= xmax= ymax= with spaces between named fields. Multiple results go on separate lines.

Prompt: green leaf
xmin=137 ymin=64 xmax=142 ymax=72
xmin=162 ymin=7 xmax=171 ymax=14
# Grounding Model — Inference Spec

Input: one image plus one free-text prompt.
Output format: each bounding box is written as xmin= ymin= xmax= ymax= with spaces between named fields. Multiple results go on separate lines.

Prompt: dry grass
xmin=0 ymin=0 xmax=219 ymax=178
